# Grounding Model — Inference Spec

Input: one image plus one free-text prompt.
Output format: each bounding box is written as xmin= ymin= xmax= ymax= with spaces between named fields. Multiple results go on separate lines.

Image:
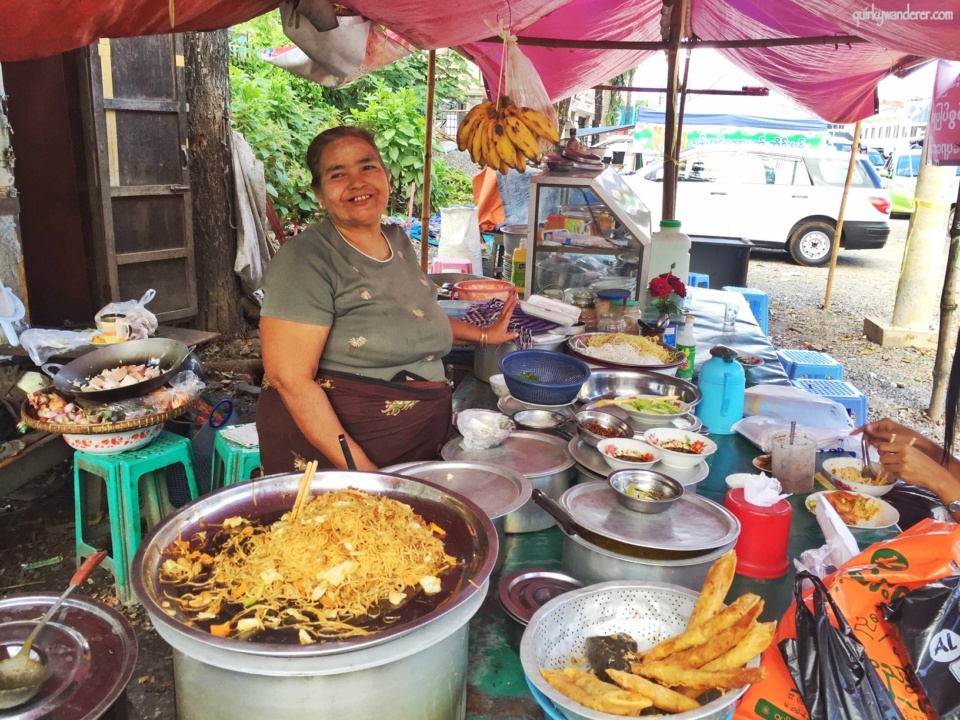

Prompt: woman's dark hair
xmin=943 ymin=319 xmax=960 ymax=463
xmin=306 ymin=126 xmax=385 ymax=190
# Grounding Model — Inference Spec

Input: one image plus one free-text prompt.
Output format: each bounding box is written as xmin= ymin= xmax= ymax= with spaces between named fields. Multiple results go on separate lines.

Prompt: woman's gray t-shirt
xmin=261 ymin=220 xmax=453 ymax=382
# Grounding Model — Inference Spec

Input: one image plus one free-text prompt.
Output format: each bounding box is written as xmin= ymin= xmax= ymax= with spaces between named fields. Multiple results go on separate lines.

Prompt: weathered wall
xmin=0 ymin=67 xmax=25 ymax=301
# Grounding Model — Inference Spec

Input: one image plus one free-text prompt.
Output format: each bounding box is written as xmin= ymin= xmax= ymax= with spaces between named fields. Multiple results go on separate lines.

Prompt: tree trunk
xmin=183 ymin=29 xmax=244 ymax=336
xmin=929 ymin=185 xmax=960 ymax=420
xmin=554 ymin=98 xmax=571 ymax=137
xmin=593 ymin=88 xmax=603 ymax=127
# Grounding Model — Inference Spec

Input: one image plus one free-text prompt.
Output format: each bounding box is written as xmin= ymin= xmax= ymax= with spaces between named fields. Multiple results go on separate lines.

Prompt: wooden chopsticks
xmin=291 ymin=460 xmax=318 ymax=522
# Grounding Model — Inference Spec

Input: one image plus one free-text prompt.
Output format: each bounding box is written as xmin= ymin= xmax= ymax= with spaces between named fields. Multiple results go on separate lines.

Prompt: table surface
xmin=458 ymin=289 xmax=899 ymax=719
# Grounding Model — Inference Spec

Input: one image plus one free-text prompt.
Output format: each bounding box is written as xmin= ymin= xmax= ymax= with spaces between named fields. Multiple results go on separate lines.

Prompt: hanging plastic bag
xmin=439 ymin=207 xmax=484 ymax=277
xmin=94 ymin=289 xmax=158 ymax=342
xmin=486 ymin=19 xmax=558 ymax=153
xmin=779 ymin=571 xmax=905 ymax=720
xmin=882 ymin=575 xmax=960 ymax=719
xmin=735 ymin=519 xmax=960 ymax=720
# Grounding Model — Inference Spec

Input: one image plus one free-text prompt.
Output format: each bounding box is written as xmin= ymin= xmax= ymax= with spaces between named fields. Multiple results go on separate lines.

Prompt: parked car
xmin=622 ymin=147 xmax=891 ymax=266
xmin=881 ymin=148 xmax=960 ymax=217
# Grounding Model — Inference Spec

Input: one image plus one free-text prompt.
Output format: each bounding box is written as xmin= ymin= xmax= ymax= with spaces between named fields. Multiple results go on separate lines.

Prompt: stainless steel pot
xmin=132 ymin=470 xmax=497 ymax=720
xmin=536 ymin=262 xmax=589 ymax=293
xmin=533 ymin=489 xmax=738 ymax=592
xmin=499 ymin=225 xmax=527 ymax=263
xmin=561 ymin=532 xmax=735 ymax=591
xmin=441 ymin=432 xmax=576 ymax=533
xmin=474 ymin=342 xmax=517 ymax=383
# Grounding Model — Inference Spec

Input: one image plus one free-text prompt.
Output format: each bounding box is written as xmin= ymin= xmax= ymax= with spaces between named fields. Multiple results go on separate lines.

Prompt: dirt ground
xmin=0 ymin=216 xmax=949 ymax=719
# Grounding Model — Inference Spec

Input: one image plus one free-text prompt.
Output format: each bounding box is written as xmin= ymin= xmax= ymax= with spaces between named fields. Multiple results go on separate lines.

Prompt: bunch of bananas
xmin=456 ymin=96 xmax=561 ymax=174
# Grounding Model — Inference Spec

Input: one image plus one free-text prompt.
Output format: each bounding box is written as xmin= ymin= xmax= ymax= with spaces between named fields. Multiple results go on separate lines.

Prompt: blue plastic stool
xmin=777 ymin=349 xmax=844 ymax=380
xmin=722 ymin=286 xmax=769 ymax=335
xmin=73 ymin=430 xmax=198 ymax=604
xmin=687 ymin=272 xmax=710 ymax=289
xmin=791 ymin=379 xmax=868 ymax=425
xmin=211 ymin=427 xmax=261 ymax=491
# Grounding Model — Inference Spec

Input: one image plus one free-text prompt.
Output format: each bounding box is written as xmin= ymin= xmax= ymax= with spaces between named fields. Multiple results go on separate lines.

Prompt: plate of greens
xmin=596 ymin=394 xmax=691 ymax=420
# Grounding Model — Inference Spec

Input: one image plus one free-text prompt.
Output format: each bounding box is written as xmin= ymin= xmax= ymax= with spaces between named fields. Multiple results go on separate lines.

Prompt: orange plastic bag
xmin=735 ymin=519 xmax=960 ymax=720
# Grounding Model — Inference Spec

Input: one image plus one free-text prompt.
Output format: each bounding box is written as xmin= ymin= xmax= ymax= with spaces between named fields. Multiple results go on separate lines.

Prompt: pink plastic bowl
xmin=451 ymin=279 xmax=517 ymax=303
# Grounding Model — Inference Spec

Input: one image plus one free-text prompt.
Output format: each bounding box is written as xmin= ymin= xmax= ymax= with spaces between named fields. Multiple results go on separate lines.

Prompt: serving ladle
xmin=0 ymin=550 xmax=106 ymax=709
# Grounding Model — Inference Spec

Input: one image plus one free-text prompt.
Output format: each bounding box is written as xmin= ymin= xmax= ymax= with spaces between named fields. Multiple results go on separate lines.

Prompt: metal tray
xmin=557 ymin=482 xmax=740 ymax=552
xmin=497 ymin=394 xmax=578 ymax=417
xmin=580 ymin=399 xmax=702 ymax=433
xmin=567 ymin=437 xmax=709 ymax=487
xmin=442 ymin=432 xmax=574 ymax=477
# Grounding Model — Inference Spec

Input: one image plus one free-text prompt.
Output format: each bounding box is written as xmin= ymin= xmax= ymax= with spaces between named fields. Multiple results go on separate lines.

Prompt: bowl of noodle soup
xmin=821 ymin=457 xmax=895 ymax=497
xmin=567 ymin=333 xmax=685 ymax=376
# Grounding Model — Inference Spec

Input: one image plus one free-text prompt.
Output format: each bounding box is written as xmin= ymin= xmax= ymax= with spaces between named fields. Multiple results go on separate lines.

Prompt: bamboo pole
xmin=420 ymin=49 xmax=437 ymax=272
xmin=928 ymin=183 xmax=960 ymax=421
xmin=823 ymin=120 xmax=861 ymax=309
xmin=661 ymin=0 xmax=685 ymax=221
xmin=593 ymin=85 xmax=768 ymax=96
xmin=478 ymin=34 xmax=867 ymax=51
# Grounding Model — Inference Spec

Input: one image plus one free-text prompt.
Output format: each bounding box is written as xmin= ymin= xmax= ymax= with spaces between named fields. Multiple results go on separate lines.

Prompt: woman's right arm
xmin=260 ymin=317 xmax=377 ymax=471
xmin=854 ymin=418 xmax=954 ymax=467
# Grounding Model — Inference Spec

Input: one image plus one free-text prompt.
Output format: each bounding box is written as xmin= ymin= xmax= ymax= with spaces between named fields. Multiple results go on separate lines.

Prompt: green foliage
xmin=228 ymin=11 xmax=473 ymax=224
xmin=605 ymin=71 xmax=633 ymax=126
xmin=348 ymin=85 xmax=472 ymax=217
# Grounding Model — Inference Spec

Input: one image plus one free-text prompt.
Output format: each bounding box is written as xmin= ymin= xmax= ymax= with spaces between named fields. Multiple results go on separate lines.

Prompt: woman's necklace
xmin=335 ymin=226 xmax=392 ymax=262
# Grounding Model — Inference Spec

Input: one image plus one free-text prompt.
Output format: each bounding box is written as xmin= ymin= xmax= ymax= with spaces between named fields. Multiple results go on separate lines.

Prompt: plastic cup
xmin=723 ymin=303 xmax=738 ymax=330
xmin=771 ymin=431 xmax=816 ymax=494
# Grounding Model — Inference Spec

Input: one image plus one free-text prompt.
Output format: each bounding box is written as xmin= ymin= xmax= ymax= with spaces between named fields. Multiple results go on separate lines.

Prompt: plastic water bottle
xmin=648 ymin=219 xmax=691 ymax=283
xmin=675 ymin=315 xmax=696 ymax=380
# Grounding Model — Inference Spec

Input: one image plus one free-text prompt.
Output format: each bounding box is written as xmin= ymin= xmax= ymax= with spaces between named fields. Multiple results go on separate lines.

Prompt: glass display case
xmin=522 ymin=168 xmax=653 ymax=302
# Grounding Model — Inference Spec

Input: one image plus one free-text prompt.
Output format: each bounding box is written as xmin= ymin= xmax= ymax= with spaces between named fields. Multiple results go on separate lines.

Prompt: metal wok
xmin=44 ymin=338 xmax=192 ymax=403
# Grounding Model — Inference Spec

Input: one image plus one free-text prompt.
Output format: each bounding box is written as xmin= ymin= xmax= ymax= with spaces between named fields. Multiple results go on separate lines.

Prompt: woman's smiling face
xmin=314 ymin=136 xmax=390 ymax=231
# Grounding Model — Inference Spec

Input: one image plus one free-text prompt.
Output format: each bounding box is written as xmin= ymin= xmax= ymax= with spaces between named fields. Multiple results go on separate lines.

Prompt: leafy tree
xmin=228 ymin=12 xmax=474 ymax=223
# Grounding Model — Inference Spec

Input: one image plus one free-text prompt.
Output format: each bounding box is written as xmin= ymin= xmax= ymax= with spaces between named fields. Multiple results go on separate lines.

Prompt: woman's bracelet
xmin=480 ymin=327 xmax=488 ymax=350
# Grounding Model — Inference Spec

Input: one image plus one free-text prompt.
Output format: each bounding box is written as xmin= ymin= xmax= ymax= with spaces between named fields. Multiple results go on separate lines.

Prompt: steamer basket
xmin=520 ymin=581 xmax=758 ymax=720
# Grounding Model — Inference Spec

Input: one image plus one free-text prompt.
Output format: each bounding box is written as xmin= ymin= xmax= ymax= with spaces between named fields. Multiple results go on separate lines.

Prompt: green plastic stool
xmin=73 ymin=430 xmax=198 ymax=605
xmin=211 ymin=428 xmax=261 ymax=491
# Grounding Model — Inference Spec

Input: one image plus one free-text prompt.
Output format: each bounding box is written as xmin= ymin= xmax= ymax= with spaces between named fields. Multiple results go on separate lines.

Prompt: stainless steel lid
xmin=0 ymin=593 xmax=138 ymax=720
xmin=498 ymin=569 xmax=583 ymax=625
xmin=558 ymin=482 xmax=740 ymax=552
xmin=442 ymin=431 xmax=575 ymax=478
xmin=381 ymin=461 xmax=531 ymax=520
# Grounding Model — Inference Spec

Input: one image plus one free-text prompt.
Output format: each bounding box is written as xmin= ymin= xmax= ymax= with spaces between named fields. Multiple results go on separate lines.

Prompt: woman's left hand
xmin=487 ymin=293 xmax=519 ymax=345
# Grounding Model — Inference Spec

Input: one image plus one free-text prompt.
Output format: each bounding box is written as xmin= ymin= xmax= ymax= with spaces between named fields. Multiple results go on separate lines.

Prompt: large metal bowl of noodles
xmin=132 ymin=470 xmax=498 ymax=720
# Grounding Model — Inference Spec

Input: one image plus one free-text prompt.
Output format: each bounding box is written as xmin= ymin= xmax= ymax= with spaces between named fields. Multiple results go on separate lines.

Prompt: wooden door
xmin=81 ymin=35 xmax=197 ymax=322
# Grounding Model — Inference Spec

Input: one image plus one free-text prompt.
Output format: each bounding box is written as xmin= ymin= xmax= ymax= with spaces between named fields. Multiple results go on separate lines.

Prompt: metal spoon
xmin=0 ymin=550 xmax=106 ymax=709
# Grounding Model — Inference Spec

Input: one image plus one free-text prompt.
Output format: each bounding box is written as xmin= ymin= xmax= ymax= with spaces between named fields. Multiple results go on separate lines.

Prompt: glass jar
xmin=569 ymin=290 xmax=597 ymax=333
xmin=597 ymin=313 xmax=627 ymax=334
xmin=623 ymin=300 xmax=642 ymax=334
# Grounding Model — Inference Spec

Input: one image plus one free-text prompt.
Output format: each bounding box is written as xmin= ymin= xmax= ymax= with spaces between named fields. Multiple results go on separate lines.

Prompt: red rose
xmin=649 ymin=276 xmax=672 ymax=299
xmin=667 ymin=273 xmax=687 ymax=297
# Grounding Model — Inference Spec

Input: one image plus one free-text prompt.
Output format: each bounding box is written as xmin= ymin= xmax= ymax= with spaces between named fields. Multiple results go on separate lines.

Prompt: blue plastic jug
xmin=696 ymin=346 xmax=745 ymax=435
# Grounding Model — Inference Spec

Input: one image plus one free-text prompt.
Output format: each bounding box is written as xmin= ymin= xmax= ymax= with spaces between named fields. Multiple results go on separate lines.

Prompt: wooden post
xmin=823 ymin=120 xmax=861 ymax=310
xmin=420 ymin=49 xmax=437 ymax=272
xmin=928 ymin=182 xmax=960 ymax=420
xmin=661 ymin=0 xmax=685 ymax=221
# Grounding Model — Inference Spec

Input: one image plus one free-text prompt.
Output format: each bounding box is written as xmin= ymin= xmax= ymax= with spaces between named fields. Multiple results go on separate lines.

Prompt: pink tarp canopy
xmin=1 ymin=0 xmax=959 ymax=122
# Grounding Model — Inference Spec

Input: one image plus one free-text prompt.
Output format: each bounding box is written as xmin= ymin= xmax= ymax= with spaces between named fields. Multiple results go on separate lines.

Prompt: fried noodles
xmin=575 ymin=333 xmax=677 ymax=365
xmin=159 ymin=487 xmax=457 ymax=642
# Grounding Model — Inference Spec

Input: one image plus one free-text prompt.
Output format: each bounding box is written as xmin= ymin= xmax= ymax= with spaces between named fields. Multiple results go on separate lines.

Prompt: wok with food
xmin=46 ymin=337 xmax=191 ymax=402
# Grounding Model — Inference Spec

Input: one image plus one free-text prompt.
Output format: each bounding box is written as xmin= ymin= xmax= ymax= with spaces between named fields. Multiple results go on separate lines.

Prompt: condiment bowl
xmin=643 ymin=428 xmax=716 ymax=469
xmin=574 ymin=410 xmax=633 ymax=447
xmin=607 ymin=469 xmax=683 ymax=513
xmin=821 ymin=457 xmax=895 ymax=497
xmin=489 ymin=373 xmax=509 ymax=397
xmin=514 ymin=409 xmax=567 ymax=431
xmin=597 ymin=438 xmax=661 ymax=471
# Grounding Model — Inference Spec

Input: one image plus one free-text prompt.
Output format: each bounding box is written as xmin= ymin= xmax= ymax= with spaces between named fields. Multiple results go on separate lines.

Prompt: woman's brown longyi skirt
xmin=256 ymin=370 xmax=453 ymax=474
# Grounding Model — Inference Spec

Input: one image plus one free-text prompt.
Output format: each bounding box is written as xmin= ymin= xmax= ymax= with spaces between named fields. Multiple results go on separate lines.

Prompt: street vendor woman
xmin=256 ymin=126 xmax=517 ymax=473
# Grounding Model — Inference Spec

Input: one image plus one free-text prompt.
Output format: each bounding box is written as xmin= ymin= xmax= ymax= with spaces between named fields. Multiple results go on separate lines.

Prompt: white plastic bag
xmin=743 ymin=384 xmax=853 ymax=430
xmin=19 ymin=329 xmax=95 ymax=365
xmin=439 ymin=207 xmax=484 ymax=277
xmin=94 ymin=289 xmax=158 ymax=342
xmin=456 ymin=409 xmax=514 ymax=450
